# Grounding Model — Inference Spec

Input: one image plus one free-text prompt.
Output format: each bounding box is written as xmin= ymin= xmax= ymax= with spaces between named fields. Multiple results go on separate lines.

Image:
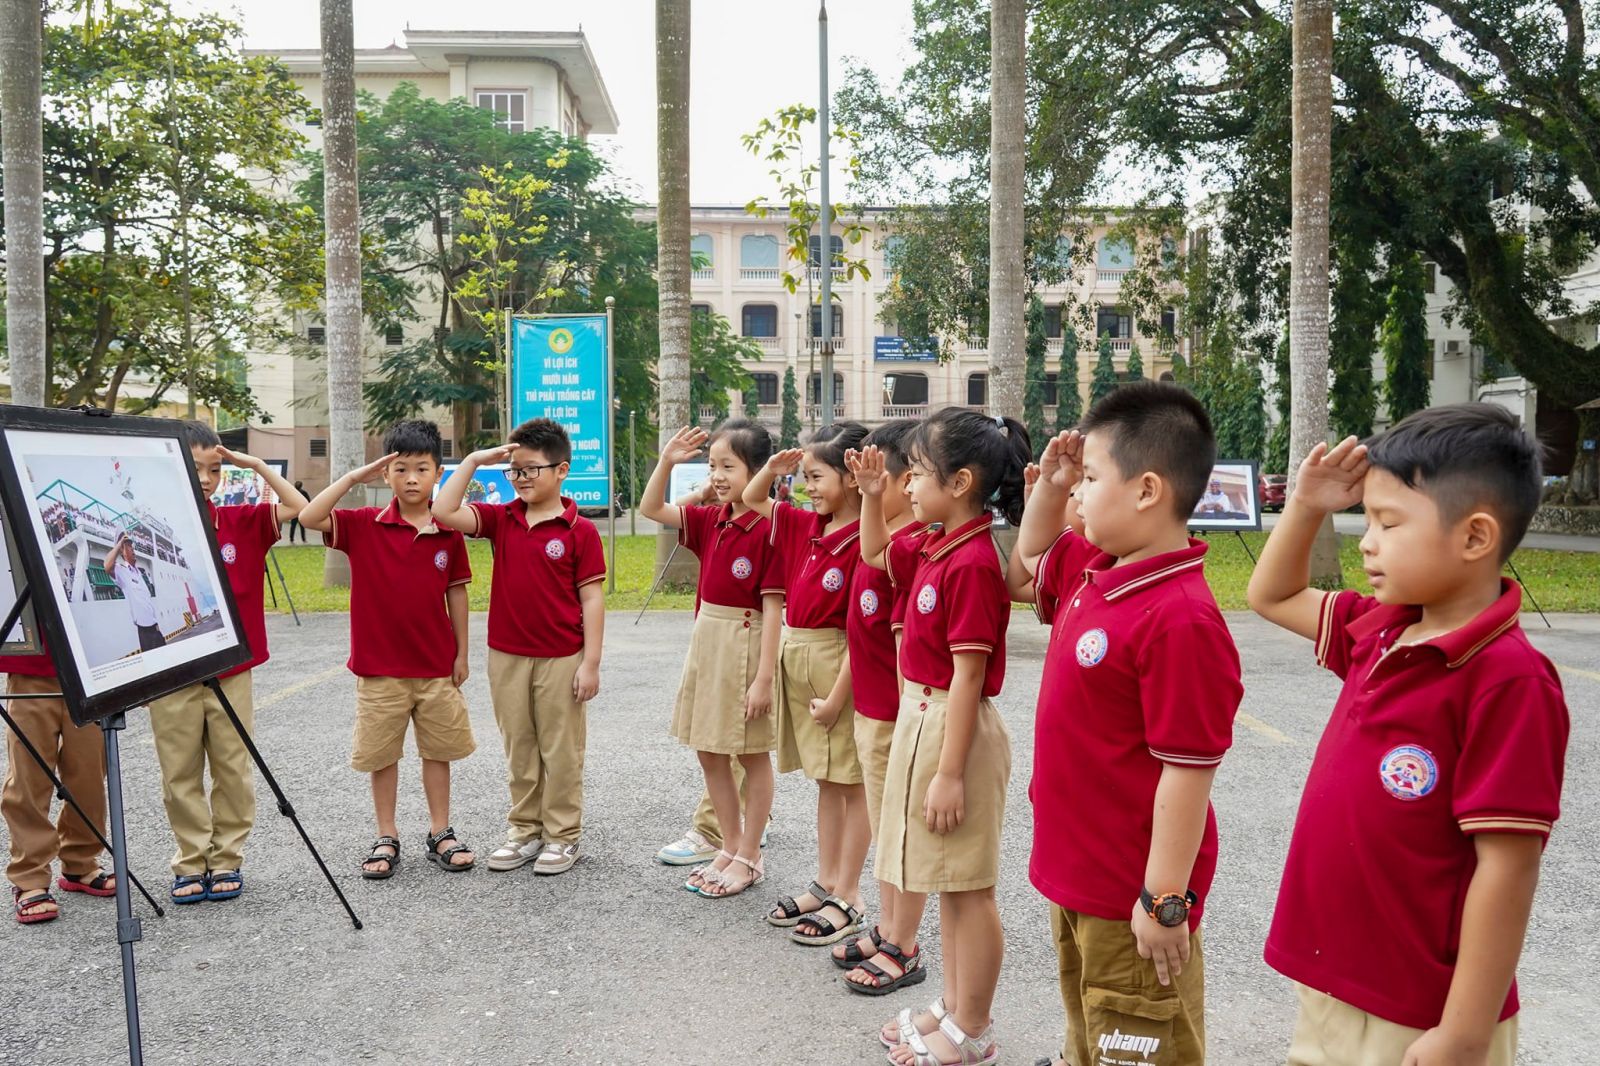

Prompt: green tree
xmin=1267 ymin=331 xmax=1292 ymax=474
xmin=1168 ymin=347 xmax=1189 ymax=388
xmin=1381 ymin=253 xmax=1432 ymax=423
xmin=1125 ymin=342 xmax=1144 ymax=381
xmin=1089 ymin=334 xmax=1119 ymax=406
xmin=780 ymin=366 xmax=802 ymax=448
xmin=1330 ymin=241 xmax=1382 ymax=440
xmin=1055 ymin=324 xmax=1082 ymax=430
xmin=1023 ymin=296 xmax=1049 ymax=447
xmin=744 ymin=386 xmax=761 ymax=419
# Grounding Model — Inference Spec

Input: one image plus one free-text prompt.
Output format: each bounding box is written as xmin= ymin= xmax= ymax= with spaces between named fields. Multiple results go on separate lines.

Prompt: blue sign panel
xmin=510 ymin=315 xmax=611 ymax=507
xmin=874 ymin=335 xmax=939 ymax=363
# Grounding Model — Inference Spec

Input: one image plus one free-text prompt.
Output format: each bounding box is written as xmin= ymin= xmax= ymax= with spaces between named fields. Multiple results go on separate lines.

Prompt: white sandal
xmin=890 ymin=1014 xmax=997 ymax=1066
xmin=881 ymin=998 xmax=946 ymax=1050
xmin=699 ymin=854 xmax=764 ymax=898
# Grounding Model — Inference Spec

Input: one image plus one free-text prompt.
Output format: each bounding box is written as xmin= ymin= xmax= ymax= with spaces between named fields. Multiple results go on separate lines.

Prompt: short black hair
xmin=182 ymin=420 xmax=221 ymax=451
xmin=804 ymin=421 xmax=869 ymax=476
xmin=382 ymin=419 xmax=443 ymax=464
xmin=907 ymin=408 xmax=1032 ymax=525
xmin=708 ymin=417 xmax=773 ymax=475
xmin=508 ymin=418 xmax=572 ymax=465
xmin=1079 ymin=380 xmax=1216 ymax=516
xmin=863 ymin=419 xmax=919 ymax=476
xmin=1365 ymin=402 xmax=1543 ymax=560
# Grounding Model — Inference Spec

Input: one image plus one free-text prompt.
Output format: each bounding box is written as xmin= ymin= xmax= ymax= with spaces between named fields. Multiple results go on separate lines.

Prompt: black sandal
xmin=425 ymin=826 xmax=474 ymax=872
xmin=766 ymin=879 xmax=829 ymax=928
xmin=361 ymin=836 xmax=401 ymax=880
xmin=843 ymin=939 xmax=929 ymax=996
xmin=832 ymin=924 xmax=885 ymax=969
xmin=790 ymin=896 xmax=864 ymax=946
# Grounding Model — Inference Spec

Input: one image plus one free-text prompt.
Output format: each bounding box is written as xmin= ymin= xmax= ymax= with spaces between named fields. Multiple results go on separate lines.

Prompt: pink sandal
xmin=889 ymin=1014 xmax=997 ymax=1066
xmin=684 ymin=851 xmax=732 ymax=894
xmin=700 ymin=854 xmax=764 ymax=898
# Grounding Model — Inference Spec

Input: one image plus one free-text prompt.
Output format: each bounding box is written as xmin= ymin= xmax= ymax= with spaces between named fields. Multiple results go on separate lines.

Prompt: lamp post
xmin=817 ymin=0 xmax=834 ymax=427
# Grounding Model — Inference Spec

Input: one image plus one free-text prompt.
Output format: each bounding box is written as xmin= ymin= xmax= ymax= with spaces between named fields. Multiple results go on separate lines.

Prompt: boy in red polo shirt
xmin=1016 ymin=382 xmax=1241 ymax=1066
xmin=144 ymin=422 xmax=307 ymax=904
xmin=433 ymin=418 xmax=605 ymax=876
xmin=299 ymin=420 xmax=477 ymax=878
xmin=1248 ymin=404 xmax=1568 ymax=1066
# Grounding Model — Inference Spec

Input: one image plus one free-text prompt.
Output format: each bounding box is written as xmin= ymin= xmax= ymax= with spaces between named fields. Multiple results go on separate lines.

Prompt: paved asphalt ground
xmin=2 ymin=610 xmax=1597 ymax=1066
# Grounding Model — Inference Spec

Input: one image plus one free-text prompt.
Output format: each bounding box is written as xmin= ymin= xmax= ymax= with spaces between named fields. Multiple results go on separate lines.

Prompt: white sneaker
xmin=486 ymin=838 xmax=542 ymax=872
xmin=534 ymin=841 xmax=579 ymax=875
xmin=656 ymin=829 xmax=718 ymax=866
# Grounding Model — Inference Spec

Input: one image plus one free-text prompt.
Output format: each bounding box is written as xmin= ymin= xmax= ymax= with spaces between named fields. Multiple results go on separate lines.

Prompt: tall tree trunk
xmin=987 ymin=0 xmax=1026 ymax=423
xmin=655 ymin=0 xmax=694 ymax=578
xmin=1289 ymin=0 xmax=1342 ymax=584
xmin=321 ymin=0 xmax=364 ymax=587
xmin=1 ymin=0 xmax=46 ymax=406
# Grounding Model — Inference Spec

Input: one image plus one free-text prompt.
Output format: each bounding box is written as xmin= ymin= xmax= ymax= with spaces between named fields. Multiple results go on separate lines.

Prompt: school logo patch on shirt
xmin=731 ymin=556 xmax=754 ymax=580
xmin=1379 ymin=744 xmax=1438 ymax=801
xmin=433 ymin=549 xmax=449 ymax=572
xmin=1075 ymin=627 xmax=1109 ymax=668
xmin=545 ymin=539 xmax=566 ymax=560
xmin=916 ymin=583 xmax=938 ymax=614
xmin=220 ymin=543 xmax=237 ymax=565
xmin=859 ymin=588 xmax=880 ymax=616
xmin=822 ymin=566 xmax=845 ymax=592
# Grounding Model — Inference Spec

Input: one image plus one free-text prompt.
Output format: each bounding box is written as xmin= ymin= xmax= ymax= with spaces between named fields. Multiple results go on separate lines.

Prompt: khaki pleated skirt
xmin=671 ymin=602 xmax=776 ymax=755
xmin=773 ymin=626 xmax=862 ymax=784
xmin=875 ymin=685 xmax=1011 ymax=893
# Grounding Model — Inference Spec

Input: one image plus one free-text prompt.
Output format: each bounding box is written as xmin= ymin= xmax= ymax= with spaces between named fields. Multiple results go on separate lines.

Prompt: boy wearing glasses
xmin=434 ymin=418 xmax=606 ymax=875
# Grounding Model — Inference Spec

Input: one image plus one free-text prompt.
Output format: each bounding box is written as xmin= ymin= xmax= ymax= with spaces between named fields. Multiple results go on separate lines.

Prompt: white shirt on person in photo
xmin=1198 ymin=490 xmax=1233 ymax=513
xmin=111 ymin=558 xmax=159 ymax=627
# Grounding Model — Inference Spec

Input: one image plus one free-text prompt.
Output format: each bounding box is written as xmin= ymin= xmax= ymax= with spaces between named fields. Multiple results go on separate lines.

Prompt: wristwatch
xmin=1139 ymin=887 xmax=1198 ymax=928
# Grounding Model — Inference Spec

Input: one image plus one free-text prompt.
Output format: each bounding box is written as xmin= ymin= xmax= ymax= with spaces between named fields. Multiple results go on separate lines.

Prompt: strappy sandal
xmin=205 ymin=870 xmax=244 ymax=901
xmin=833 ymin=924 xmax=885 ymax=969
xmin=684 ymin=850 xmax=733 ymax=894
xmin=848 ymin=938 xmax=929 ymax=997
xmin=425 ymin=826 xmax=474 ymax=872
xmin=790 ymin=895 xmax=864 ymax=946
xmin=361 ymin=836 xmax=401 ymax=880
xmin=13 ymin=887 xmax=59 ymax=925
xmin=170 ymin=873 xmax=209 ymax=904
xmin=57 ymin=870 xmax=116 ymax=897
xmin=881 ymin=998 xmax=946 ymax=1050
xmin=766 ymin=879 xmax=829 ymax=927
xmin=891 ymin=1014 xmax=998 ymax=1066
xmin=700 ymin=854 xmax=764 ymax=898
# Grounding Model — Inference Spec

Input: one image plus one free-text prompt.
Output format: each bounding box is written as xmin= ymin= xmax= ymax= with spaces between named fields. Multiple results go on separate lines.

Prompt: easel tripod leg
xmin=101 ymin=714 xmax=145 ymax=1066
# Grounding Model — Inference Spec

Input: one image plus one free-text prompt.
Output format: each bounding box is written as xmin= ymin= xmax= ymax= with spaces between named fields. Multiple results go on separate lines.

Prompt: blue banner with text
xmin=509 ymin=315 xmax=611 ymax=507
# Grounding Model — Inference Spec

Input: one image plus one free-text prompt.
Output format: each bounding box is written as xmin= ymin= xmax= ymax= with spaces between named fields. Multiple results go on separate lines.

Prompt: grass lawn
xmin=264 ymin=532 xmax=1600 ymax=615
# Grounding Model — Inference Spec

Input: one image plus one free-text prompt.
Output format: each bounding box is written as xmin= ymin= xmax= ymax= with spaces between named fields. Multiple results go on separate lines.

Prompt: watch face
xmin=1154 ymin=896 xmax=1189 ymax=927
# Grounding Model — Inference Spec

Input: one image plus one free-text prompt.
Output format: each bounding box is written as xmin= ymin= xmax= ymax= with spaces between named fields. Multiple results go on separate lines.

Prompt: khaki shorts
xmin=670 ymin=603 xmax=775 ymax=755
xmin=352 ymin=675 xmax=476 ymax=772
xmin=774 ymin=626 xmax=861 ymax=783
xmin=854 ymin=714 xmax=896 ymax=841
xmin=874 ymin=684 xmax=1009 ymax=893
xmin=1287 ymin=984 xmax=1516 ymax=1066
xmin=1053 ymin=905 xmax=1205 ymax=1066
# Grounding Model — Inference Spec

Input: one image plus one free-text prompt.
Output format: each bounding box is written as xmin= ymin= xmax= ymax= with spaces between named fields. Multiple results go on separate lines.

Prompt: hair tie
xmin=993 ymin=415 xmax=1005 ymax=430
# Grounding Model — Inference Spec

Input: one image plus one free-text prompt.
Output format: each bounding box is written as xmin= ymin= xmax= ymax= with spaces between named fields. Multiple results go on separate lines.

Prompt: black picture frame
xmin=0 ymin=405 xmax=252 ymax=724
xmin=1187 ymin=459 xmax=1264 ymax=533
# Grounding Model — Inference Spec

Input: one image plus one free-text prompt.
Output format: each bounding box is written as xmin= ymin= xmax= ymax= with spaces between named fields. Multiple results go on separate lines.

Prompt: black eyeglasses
xmin=507 ymin=463 xmax=562 ymax=481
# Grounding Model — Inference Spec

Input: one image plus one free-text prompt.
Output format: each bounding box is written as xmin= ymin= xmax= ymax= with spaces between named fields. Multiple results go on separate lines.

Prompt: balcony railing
xmin=692 ymin=268 xmax=716 ymax=281
xmin=1109 ymin=338 xmax=1133 ymax=352
xmin=756 ymin=404 xmax=781 ymax=422
xmin=807 ymin=266 xmax=848 ymax=283
xmin=747 ymin=336 xmax=782 ymax=353
xmin=1045 ymin=337 xmax=1064 ymax=354
xmin=964 ymin=337 xmax=988 ymax=353
xmin=740 ymin=267 xmax=780 ymax=281
xmin=1097 ymin=269 xmax=1128 ymax=285
xmin=882 ymin=404 xmax=929 ymax=419
xmin=806 ymin=404 xmax=846 ymax=421
xmin=697 ymin=405 xmax=721 ymax=424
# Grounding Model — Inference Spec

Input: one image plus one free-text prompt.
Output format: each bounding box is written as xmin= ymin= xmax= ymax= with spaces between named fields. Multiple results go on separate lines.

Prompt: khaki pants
xmin=3 ymin=674 xmax=107 ymax=891
xmin=1053 ymin=905 xmax=1206 ymax=1066
xmin=488 ymin=650 xmax=587 ymax=845
xmin=1287 ymin=984 xmax=1516 ymax=1066
xmin=147 ymin=671 xmax=256 ymax=877
xmin=689 ymin=756 xmax=749 ymax=848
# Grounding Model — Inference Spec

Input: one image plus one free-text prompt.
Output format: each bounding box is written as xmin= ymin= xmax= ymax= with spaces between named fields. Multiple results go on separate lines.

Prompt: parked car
xmin=1260 ymin=473 xmax=1288 ymax=512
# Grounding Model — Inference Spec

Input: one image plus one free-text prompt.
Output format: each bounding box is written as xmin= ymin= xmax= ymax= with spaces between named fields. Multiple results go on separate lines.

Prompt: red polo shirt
xmin=679 ymin=503 xmax=781 ymax=613
xmin=469 ymin=497 xmax=605 ymax=659
xmin=212 ymin=502 xmax=280 ymax=679
xmin=885 ymin=524 xmax=935 ymax=633
xmin=0 ymin=647 xmax=55 ymax=678
xmin=1265 ymin=581 xmax=1568 ymax=1029
xmin=769 ymin=502 xmax=860 ymax=630
xmin=892 ymin=514 xmax=1008 ymax=698
xmin=1031 ymin=528 xmax=1101 ymax=626
xmin=1028 ymin=539 xmax=1240 ymax=930
xmin=326 ymin=503 xmax=471 ymax=678
xmin=848 ymin=522 xmax=930 ymax=721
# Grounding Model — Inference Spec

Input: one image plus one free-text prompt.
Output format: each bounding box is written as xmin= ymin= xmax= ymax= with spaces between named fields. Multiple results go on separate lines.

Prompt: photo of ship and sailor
xmin=5 ymin=429 xmax=241 ymax=696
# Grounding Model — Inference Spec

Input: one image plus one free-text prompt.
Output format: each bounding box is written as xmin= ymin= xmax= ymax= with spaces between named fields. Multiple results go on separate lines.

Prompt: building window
xmin=1095 ymin=307 xmax=1131 ymax=339
xmin=741 ymin=303 xmax=778 ymax=337
xmin=808 ymin=234 xmax=844 ymax=267
xmin=1052 ymin=236 xmax=1074 ymax=269
xmin=749 ymin=372 xmax=780 ymax=406
xmin=476 ymin=91 xmax=527 ymax=133
xmin=740 ymin=234 xmax=779 ymax=269
xmin=883 ymin=235 xmax=906 ymax=276
xmin=809 ymin=304 xmax=844 ymax=338
xmin=306 ymin=109 xmax=322 ymax=128
xmin=808 ymin=372 xmax=846 ymax=405
xmin=690 ymin=234 xmax=715 ymax=272
xmin=967 ymin=372 xmax=988 ymax=407
xmin=441 ymin=439 xmax=455 ymax=459
xmin=308 ymin=438 xmax=328 ymax=458
xmin=1098 ymin=237 xmax=1134 ymax=270
xmin=1423 ymin=261 xmax=1437 ymax=294
xmin=1159 ymin=308 xmax=1177 ymax=338
xmin=882 ymin=373 xmax=929 ymax=406
xmin=384 ymin=325 xmax=404 ymax=346
xmin=306 ymin=326 xmax=326 ymax=345
xmin=1044 ymin=304 xmax=1063 ymax=339
xmin=1041 ymin=371 xmax=1059 ymax=407
xmin=691 ymin=303 xmax=712 ymax=322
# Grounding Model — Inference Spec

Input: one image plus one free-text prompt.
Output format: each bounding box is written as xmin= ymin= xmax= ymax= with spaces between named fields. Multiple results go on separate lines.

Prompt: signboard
xmin=212 ymin=459 xmax=289 ymax=508
xmin=509 ymin=315 xmax=611 ymax=509
xmin=668 ymin=462 xmax=711 ymax=506
xmin=1188 ymin=460 xmax=1263 ymax=532
xmin=874 ymin=336 xmax=939 ymax=363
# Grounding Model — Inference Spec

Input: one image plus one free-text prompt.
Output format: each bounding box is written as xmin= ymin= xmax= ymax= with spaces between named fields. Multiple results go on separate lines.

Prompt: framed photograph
xmin=0 ymin=406 xmax=252 ymax=724
xmin=1188 ymin=460 xmax=1263 ymax=532
xmin=212 ymin=458 xmax=288 ymax=508
xmin=1 ymin=503 xmax=41 ymax=654
xmin=668 ymin=461 xmax=711 ymax=505
xmin=436 ymin=463 xmax=514 ymax=507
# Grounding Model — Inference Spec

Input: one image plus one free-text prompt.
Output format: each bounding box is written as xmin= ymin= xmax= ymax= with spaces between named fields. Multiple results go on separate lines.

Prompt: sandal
xmin=848 ymin=939 xmax=929 ymax=997
xmin=891 ymin=1014 xmax=998 ymax=1066
xmin=684 ymin=851 xmax=733 ymax=894
xmin=13 ymin=887 xmax=59 ymax=925
xmin=171 ymin=873 xmax=208 ymax=904
xmin=425 ymin=826 xmax=475 ymax=872
xmin=361 ymin=836 xmax=401 ymax=880
xmin=766 ymin=879 xmax=829 ymax=927
xmin=881 ymin=998 xmax=947 ymax=1050
xmin=700 ymin=854 xmax=764 ymax=898
xmin=57 ymin=870 xmax=116 ymax=897
xmin=790 ymin=895 xmax=864 ymax=946
xmin=205 ymin=870 xmax=244 ymax=901
xmin=833 ymin=924 xmax=885 ymax=969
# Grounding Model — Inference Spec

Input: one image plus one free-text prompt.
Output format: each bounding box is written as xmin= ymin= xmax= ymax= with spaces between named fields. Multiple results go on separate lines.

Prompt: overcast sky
xmin=202 ymin=0 xmax=919 ymax=205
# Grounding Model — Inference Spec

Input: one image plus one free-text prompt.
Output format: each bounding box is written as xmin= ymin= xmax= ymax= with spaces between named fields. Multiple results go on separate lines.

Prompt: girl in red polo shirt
xmin=858 ymin=409 xmax=1030 ymax=1065
xmin=639 ymin=419 xmax=780 ymax=900
xmin=740 ymin=422 xmax=874 ymax=947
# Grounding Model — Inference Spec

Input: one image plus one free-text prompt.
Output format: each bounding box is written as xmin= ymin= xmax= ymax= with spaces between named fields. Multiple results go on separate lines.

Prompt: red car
xmin=1260 ymin=473 xmax=1287 ymax=512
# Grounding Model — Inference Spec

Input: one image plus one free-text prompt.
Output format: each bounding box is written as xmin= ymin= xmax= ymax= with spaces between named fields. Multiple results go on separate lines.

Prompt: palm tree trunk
xmin=320 ymin=0 xmax=363 ymax=587
xmin=1 ymin=0 xmax=47 ymax=406
xmin=1290 ymin=0 xmax=1342 ymax=584
xmin=655 ymin=0 xmax=694 ymax=578
xmin=986 ymin=0 xmax=1026 ymax=422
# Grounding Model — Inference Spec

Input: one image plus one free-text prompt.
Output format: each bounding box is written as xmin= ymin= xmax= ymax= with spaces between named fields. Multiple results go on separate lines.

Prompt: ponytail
xmin=991 ymin=416 xmax=1031 ymax=525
